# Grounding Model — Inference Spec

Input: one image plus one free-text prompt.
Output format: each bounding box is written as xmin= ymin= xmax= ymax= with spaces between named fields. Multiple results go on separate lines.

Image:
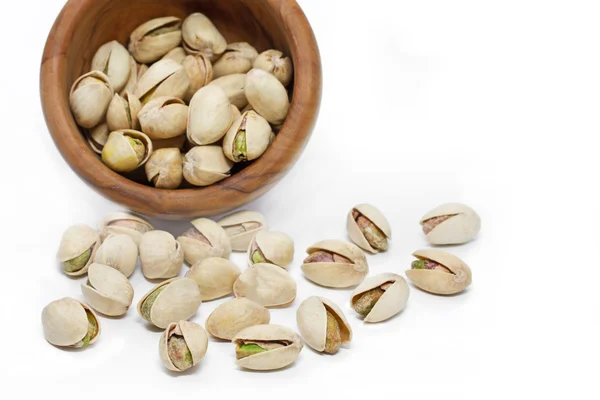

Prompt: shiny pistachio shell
xmin=420 ymin=203 xmax=481 ymax=245
xmin=351 ymin=273 xmax=409 ymax=323
xmin=208 ymin=73 xmax=248 ymax=109
xmin=182 ymin=54 xmax=213 ymax=103
xmin=70 ymin=71 xmax=114 ymax=128
xmin=223 ymin=111 xmax=272 ymax=162
xmin=99 ymin=211 xmax=154 ymax=245
xmin=93 ymin=234 xmax=138 ymax=277
xmin=253 ymin=49 xmax=293 ymax=87
xmin=187 ymin=85 xmax=233 ymax=145
xmin=86 ymin=122 xmax=109 ymax=154
xmin=121 ymin=58 xmax=147 ymax=96
xmin=206 ymin=298 xmax=270 ymax=340
xmin=186 ymin=257 xmax=241 ymax=301
xmin=145 ymin=148 xmax=183 ymax=189
xmin=233 ymin=324 xmax=303 ymax=371
xmin=101 ymin=129 xmax=153 ymax=173
xmin=182 ymin=145 xmax=233 ymax=186
xmin=247 ymin=231 xmax=294 ymax=269
xmin=301 ymin=240 xmax=369 ymax=288
xmin=181 ymin=13 xmax=226 ymax=61
xmin=233 ymin=263 xmax=296 ymax=307
xmin=106 ymin=91 xmax=141 ymax=131
xmin=296 ymin=296 xmax=352 ymax=353
xmin=137 ymin=278 xmax=202 ymax=329
xmin=407 ymin=249 xmax=472 ymax=295
xmin=347 ymin=203 xmax=392 ymax=254
xmin=161 ymin=47 xmax=187 ymax=63
xmin=139 ymin=230 xmax=183 ymax=279
xmin=129 ymin=17 xmax=182 ymax=64
xmin=245 ymin=69 xmax=289 ymax=125
xmin=57 ymin=224 xmax=100 ymax=276
xmin=138 ymin=96 xmax=188 ymax=139
xmin=217 ymin=210 xmax=267 ymax=251
xmin=91 ymin=40 xmax=132 ymax=93
xmin=134 ymin=59 xmax=190 ymax=103
xmin=213 ymin=42 xmax=258 ymax=79
xmin=159 ymin=320 xmax=208 ymax=372
xmin=42 ymin=298 xmax=101 ymax=347
xmin=177 ymin=218 xmax=232 ymax=265
xmin=81 ymin=263 xmax=134 ymax=316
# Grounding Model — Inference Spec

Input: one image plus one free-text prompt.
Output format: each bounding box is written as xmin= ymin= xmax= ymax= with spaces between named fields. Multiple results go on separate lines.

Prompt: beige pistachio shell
xmin=121 ymin=58 xmax=148 ymax=96
xmin=351 ymin=273 xmax=409 ymax=323
xmin=206 ymin=297 xmax=270 ymax=340
xmin=223 ymin=111 xmax=272 ymax=162
xmin=159 ymin=320 xmax=208 ymax=372
xmin=57 ymin=224 xmax=100 ymax=276
xmin=101 ymin=129 xmax=153 ymax=173
xmin=230 ymin=104 xmax=242 ymax=121
xmin=253 ymin=49 xmax=293 ymax=87
xmin=245 ymin=69 xmax=289 ymax=125
xmin=209 ymin=73 xmax=248 ymax=109
xmin=182 ymin=54 xmax=213 ymax=103
xmin=145 ymin=148 xmax=183 ymax=189
xmin=139 ymin=230 xmax=183 ymax=279
xmin=187 ymin=85 xmax=233 ymax=145
xmin=137 ymin=277 xmax=202 ymax=329
xmin=70 ymin=71 xmax=113 ymax=128
xmin=106 ymin=91 xmax=141 ymax=131
xmin=233 ymin=263 xmax=296 ymax=307
xmin=186 ymin=257 xmax=241 ymax=301
xmin=152 ymin=135 xmax=186 ymax=151
xmin=92 ymin=233 xmax=138 ymax=277
xmin=420 ymin=203 xmax=481 ymax=245
xmin=233 ymin=324 xmax=303 ymax=371
xmin=99 ymin=211 xmax=154 ymax=245
xmin=91 ymin=40 xmax=132 ymax=93
xmin=177 ymin=218 xmax=232 ymax=265
xmin=296 ymin=296 xmax=352 ymax=353
xmin=134 ymin=59 xmax=190 ymax=103
xmin=347 ymin=203 xmax=392 ymax=254
xmin=248 ymin=231 xmax=294 ymax=269
xmin=301 ymin=240 xmax=369 ymax=288
xmin=138 ymin=96 xmax=188 ymax=139
xmin=41 ymin=298 xmax=100 ymax=347
xmin=81 ymin=263 xmax=134 ymax=316
xmin=129 ymin=17 xmax=182 ymax=64
xmin=86 ymin=122 xmax=109 ymax=154
xmin=181 ymin=13 xmax=227 ymax=61
xmin=182 ymin=145 xmax=233 ymax=186
xmin=212 ymin=42 xmax=258 ymax=79
xmin=217 ymin=210 xmax=268 ymax=252
xmin=161 ymin=47 xmax=187 ymax=63
xmin=407 ymin=249 xmax=472 ymax=295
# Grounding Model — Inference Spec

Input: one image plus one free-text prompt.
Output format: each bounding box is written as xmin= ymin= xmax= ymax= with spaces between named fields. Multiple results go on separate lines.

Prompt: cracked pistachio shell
xmin=209 ymin=73 xmax=248 ymax=109
xmin=245 ymin=69 xmax=289 ymax=125
xmin=81 ymin=263 xmax=134 ymax=316
xmin=223 ymin=111 xmax=272 ymax=162
xmin=137 ymin=278 xmax=202 ymax=329
xmin=99 ymin=211 xmax=154 ymax=245
xmin=101 ymin=129 xmax=153 ymax=173
xmin=296 ymin=296 xmax=352 ymax=353
xmin=159 ymin=320 xmax=208 ymax=372
xmin=152 ymin=135 xmax=186 ymax=151
xmin=301 ymin=240 xmax=369 ymax=288
xmin=138 ymin=97 xmax=188 ymax=139
xmin=351 ymin=273 xmax=409 ymax=323
xmin=42 ymin=298 xmax=100 ymax=348
xmin=217 ymin=210 xmax=267 ymax=251
xmin=233 ymin=263 xmax=297 ymax=307
xmin=347 ymin=203 xmax=392 ymax=254
xmin=161 ymin=47 xmax=187 ymax=63
xmin=91 ymin=40 xmax=132 ymax=93
xmin=420 ymin=203 xmax=481 ymax=245
xmin=182 ymin=54 xmax=213 ymax=103
xmin=233 ymin=324 xmax=303 ymax=371
xmin=247 ymin=231 xmax=294 ymax=269
xmin=186 ymin=257 xmax=241 ymax=301
xmin=253 ymin=49 xmax=293 ymax=87
xmin=181 ymin=13 xmax=227 ymax=61
xmin=407 ymin=249 xmax=472 ymax=295
xmin=129 ymin=17 xmax=182 ymax=64
xmin=70 ymin=71 xmax=114 ymax=129
xmin=93 ymin=234 xmax=138 ymax=277
xmin=206 ymin=298 xmax=270 ymax=340
xmin=213 ymin=42 xmax=258 ymax=79
xmin=106 ymin=91 xmax=141 ymax=131
xmin=182 ymin=145 xmax=233 ymax=186
xmin=121 ymin=58 xmax=148 ymax=96
xmin=57 ymin=224 xmax=100 ymax=276
xmin=187 ymin=85 xmax=233 ymax=145
xmin=134 ymin=59 xmax=190 ymax=104
xmin=139 ymin=230 xmax=183 ymax=279
xmin=86 ymin=122 xmax=109 ymax=154
xmin=145 ymin=148 xmax=183 ymax=189
xmin=177 ymin=218 xmax=232 ymax=265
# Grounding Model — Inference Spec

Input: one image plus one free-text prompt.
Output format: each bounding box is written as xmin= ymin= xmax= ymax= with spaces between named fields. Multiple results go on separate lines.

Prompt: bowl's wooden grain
xmin=41 ymin=0 xmax=321 ymax=220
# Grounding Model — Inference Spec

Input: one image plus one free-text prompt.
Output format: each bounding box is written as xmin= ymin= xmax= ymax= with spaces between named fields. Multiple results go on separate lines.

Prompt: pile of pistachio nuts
xmin=42 ymin=202 xmax=480 ymax=372
xmin=69 ymin=13 xmax=293 ymax=189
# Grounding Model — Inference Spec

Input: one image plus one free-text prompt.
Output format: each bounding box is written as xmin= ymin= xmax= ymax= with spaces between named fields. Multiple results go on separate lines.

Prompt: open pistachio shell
xmin=145 ymin=148 xmax=183 ymax=189
xmin=233 ymin=324 xmax=303 ymax=371
xmin=161 ymin=47 xmax=187 ymax=63
xmin=351 ymin=273 xmax=409 ymax=323
xmin=134 ymin=59 xmax=190 ymax=104
xmin=81 ymin=263 xmax=134 ymax=316
xmin=186 ymin=257 xmax=241 ymax=301
xmin=223 ymin=111 xmax=272 ymax=162
xmin=245 ymin=69 xmax=289 ymax=125
xmin=138 ymin=96 xmax=188 ymax=140
xmin=181 ymin=13 xmax=227 ymax=61
xmin=420 ymin=203 xmax=481 ymax=245
xmin=139 ymin=230 xmax=183 ymax=279
xmin=233 ymin=263 xmax=296 ymax=307
xmin=106 ymin=91 xmax=141 ymax=131
xmin=91 ymin=40 xmax=132 ymax=93
xmin=182 ymin=54 xmax=213 ymax=103
xmin=121 ymin=58 xmax=148 ymax=96
xmin=86 ymin=122 xmax=110 ymax=154
xmin=247 ymin=231 xmax=294 ymax=269
xmin=301 ymin=240 xmax=369 ymax=288
xmin=42 ymin=298 xmax=100 ymax=348
xmin=187 ymin=85 xmax=233 ymax=145
xmin=347 ymin=203 xmax=392 ymax=254
xmin=296 ymin=296 xmax=352 ymax=353
xmin=253 ymin=49 xmax=293 ymax=87
xmin=70 ymin=71 xmax=114 ymax=129
xmin=159 ymin=320 xmax=208 ymax=372
xmin=93 ymin=234 xmax=138 ymax=277
xmin=206 ymin=298 xmax=270 ymax=341
xmin=213 ymin=42 xmax=258 ymax=79
xmin=99 ymin=211 xmax=154 ymax=245
xmin=209 ymin=73 xmax=248 ymax=109
xmin=129 ymin=17 xmax=182 ymax=64
xmin=407 ymin=249 xmax=472 ymax=295
xmin=102 ymin=129 xmax=153 ymax=173
xmin=182 ymin=145 xmax=233 ymax=186
xmin=217 ymin=210 xmax=268 ymax=252
xmin=177 ymin=218 xmax=232 ymax=265
xmin=57 ymin=224 xmax=100 ymax=276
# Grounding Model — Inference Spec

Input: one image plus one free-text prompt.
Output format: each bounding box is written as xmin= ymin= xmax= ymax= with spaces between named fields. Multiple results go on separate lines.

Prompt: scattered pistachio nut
xmin=81 ymin=263 xmax=134 ymax=316
xmin=159 ymin=320 xmax=208 ymax=372
xmin=181 ymin=54 xmax=213 ymax=103
xmin=161 ymin=47 xmax=187 ymax=63
xmin=138 ymin=96 xmax=188 ymax=139
xmin=181 ymin=13 xmax=227 ymax=61
xmin=42 ymin=297 xmax=100 ymax=348
xmin=69 ymin=71 xmax=114 ymax=129
xmin=139 ymin=230 xmax=184 ymax=279
xmin=233 ymin=324 xmax=303 ymax=371
xmin=245 ymin=68 xmax=290 ymax=125
xmin=223 ymin=111 xmax=272 ymax=162
xmin=296 ymin=296 xmax=352 ymax=354
xmin=420 ymin=203 xmax=481 ymax=245
xmin=57 ymin=224 xmax=100 ymax=276
xmin=91 ymin=40 xmax=132 ymax=93
xmin=101 ymin=129 xmax=153 ymax=173
xmin=247 ymin=231 xmax=294 ymax=269
xmin=351 ymin=273 xmax=409 ymax=323
xmin=98 ymin=211 xmax=154 ymax=245
xmin=187 ymin=85 xmax=233 ymax=145
xmin=347 ymin=203 xmax=392 ymax=253
xmin=217 ymin=210 xmax=267 ymax=251
xmin=407 ymin=249 xmax=472 ymax=295
xmin=186 ymin=257 xmax=241 ymax=301
xmin=301 ymin=240 xmax=369 ymax=288
xmin=86 ymin=122 xmax=110 ymax=154
xmin=129 ymin=16 xmax=183 ymax=64
xmin=106 ymin=91 xmax=142 ymax=131
xmin=205 ymin=297 xmax=270 ymax=341
xmin=233 ymin=263 xmax=297 ymax=307
xmin=134 ymin=59 xmax=190 ymax=104
xmin=93 ymin=233 xmax=138 ymax=277
xmin=208 ymin=73 xmax=248 ymax=109
xmin=182 ymin=145 xmax=233 ymax=186
xmin=177 ymin=218 xmax=232 ymax=265
xmin=212 ymin=42 xmax=258 ymax=79
xmin=145 ymin=148 xmax=183 ymax=189
xmin=253 ymin=49 xmax=293 ymax=87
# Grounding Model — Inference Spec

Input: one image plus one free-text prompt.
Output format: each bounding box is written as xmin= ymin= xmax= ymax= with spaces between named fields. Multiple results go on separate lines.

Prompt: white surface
xmin=0 ymin=0 xmax=598 ymax=398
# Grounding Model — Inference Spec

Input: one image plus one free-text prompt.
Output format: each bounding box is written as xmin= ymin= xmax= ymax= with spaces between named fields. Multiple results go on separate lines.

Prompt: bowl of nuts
xmin=40 ymin=0 xmax=322 ymax=219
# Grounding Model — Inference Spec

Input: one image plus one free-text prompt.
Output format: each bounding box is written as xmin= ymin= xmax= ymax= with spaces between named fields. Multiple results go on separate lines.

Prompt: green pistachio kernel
xmin=411 ymin=260 xmax=426 ymax=269
xmin=251 ymin=250 xmax=266 ymax=264
xmin=141 ymin=286 xmax=166 ymax=321
xmin=127 ymin=136 xmax=145 ymax=162
xmin=62 ymin=248 xmax=92 ymax=273
xmin=353 ymin=287 xmax=385 ymax=316
xmin=236 ymin=343 xmax=267 ymax=359
xmin=168 ymin=334 xmax=193 ymax=370
xmin=324 ymin=310 xmax=342 ymax=354
xmin=233 ymin=130 xmax=247 ymax=161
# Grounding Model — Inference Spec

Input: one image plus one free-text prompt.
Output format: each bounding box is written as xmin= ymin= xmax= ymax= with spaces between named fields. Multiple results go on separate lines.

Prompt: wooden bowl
xmin=41 ymin=0 xmax=321 ymax=220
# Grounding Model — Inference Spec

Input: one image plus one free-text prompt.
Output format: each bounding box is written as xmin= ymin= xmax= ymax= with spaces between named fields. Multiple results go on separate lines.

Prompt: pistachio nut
xmin=101 ymin=129 xmax=152 ymax=173
xmin=145 ymin=148 xmax=183 ymax=189
xmin=98 ymin=211 xmax=154 ymax=245
xmin=351 ymin=273 xmax=409 ymax=323
xmin=57 ymin=224 xmax=100 ymax=276
xmin=230 ymin=104 xmax=242 ymax=121
xmin=161 ymin=47 xmax=187 ymax=63
xmin=420 ymin=203 xmax=481 ymax=245
xmin=121 ymin=58 xmax=148 ymax=96
xmin=187 ymin=85 xmax=233 ymax=145
xmin=186 ymin=257 xmax=241 ymax=301
xmin=42 ymin=298 xmax=100 ymax=348
xmin=177 ymin=218 xmax=232 ymax=265
xmin=86 ymin=122 xmax=109 ymax=154
xmin=139 ymin=230 xmax=184 ymax=279
xmin=129 ymin=16 xmax=183 ymax=64
xmin=296 ymin=296 xmax=352 ymax=354
xmin=223 ymin=111 xmax=272 ymax=162
xmin=159 ymin=320 xmax=208 ymax=372
xmin=233 ymin=263 xmax=297 ymax=307
xmin=253 ymin=49 xmax=293 ymax=87
xmin=407 ymin=249 xmax=472 ymax=295
xmin=134 ymin=59 xmax=190 ymax=104
xmin=233 ymin=324 xmax=303 ymax=371
xmin=217 ymin=210 xmax=267 ymax=251
xmin=91 ymin=40 xmax=132 ymax=93
xmin=152 ymin=135 xmax=186 ymax=151
xmin=208 ymin=73 xmax=248 ymax=109
xmin=205 ymin=298 xmax=270 ymax=341
xmin=245 ymin=69 xmax=290 ymax=125
xmin=181 ymin=13 xmax=227 ymax=61
xmin=138 ymin=96 xmax=188 ymax=139
xmin=247 ymin=231 xmax=294 ymax=269
xmin=69 ymin=71 xmax=114 ymax=129
xmin=182 ymin=145 xmax=233 ymax=186
xmin=81 ymin=263 xmax=134 ymax=316
xmin=106 ymin=91 xmax=141 ymax=131
xmin=212 ymin=42 xmax=258 ymax=79
xmin=137 ymin=277 xmax=202 ymax=329
xmin=182 ymin=54 xmax=213 ymax=103
xmin=93 ymin=234 xmax=138 ymax=277
xmin=347 ymin=203 xmax=392 ymax=254
xmin=301 ymin=240 xmax=369 ymax=288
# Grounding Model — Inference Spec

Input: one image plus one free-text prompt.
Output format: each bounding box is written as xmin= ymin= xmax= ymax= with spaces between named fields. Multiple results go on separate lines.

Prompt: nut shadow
xmin=300 ymin=275 xmax=360 ymax=291
xmin=408 ymin=283 xmax=471 ymax=297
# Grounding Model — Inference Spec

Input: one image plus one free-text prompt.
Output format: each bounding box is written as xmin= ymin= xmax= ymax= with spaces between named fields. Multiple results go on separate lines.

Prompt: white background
xmin=0 ymin=0 xmax=598 ymax=398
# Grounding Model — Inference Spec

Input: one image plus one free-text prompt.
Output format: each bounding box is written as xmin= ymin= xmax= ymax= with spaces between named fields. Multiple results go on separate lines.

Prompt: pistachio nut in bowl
xmin=233 ymin=324 xmax=303 ymax=371
xmin=42 ymin=297 xmax=100 ymax=349
xmin=351 ymin=273 xmax=410 ymax=323
xmin=296 ymin=296 xmax=352 ymax=354
xmin=407 ymin=249 xmax=472 ymax=295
